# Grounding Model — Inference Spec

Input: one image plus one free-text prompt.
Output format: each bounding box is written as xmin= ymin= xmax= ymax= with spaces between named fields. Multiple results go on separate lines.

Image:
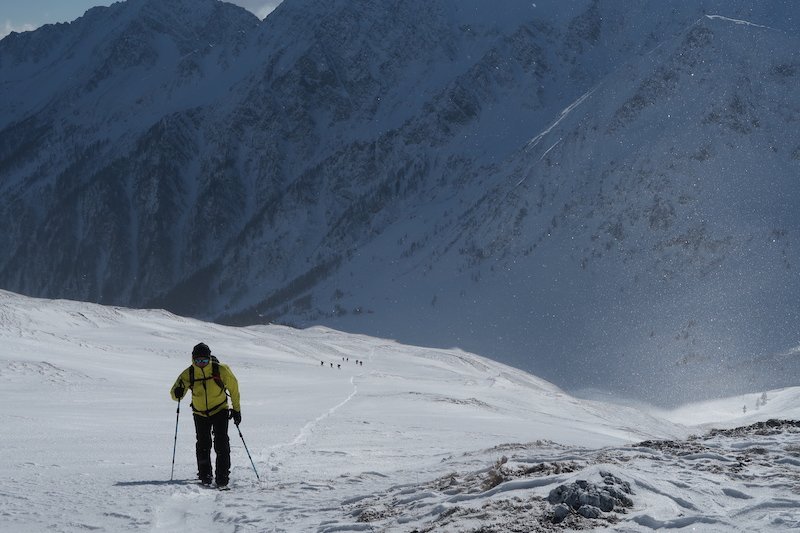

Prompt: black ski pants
xmin=193 ymin=409 xmax=230 ymax=485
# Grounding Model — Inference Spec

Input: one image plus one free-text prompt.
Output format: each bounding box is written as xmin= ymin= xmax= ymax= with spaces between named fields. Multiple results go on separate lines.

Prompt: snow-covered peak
xmin=1 ymin=0 xmax=800 ymax=408
xmin=0 ymin=0 xmax=258 ymax=130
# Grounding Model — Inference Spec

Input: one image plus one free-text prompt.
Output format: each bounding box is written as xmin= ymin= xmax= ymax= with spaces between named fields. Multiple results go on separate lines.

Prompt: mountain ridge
xmin=1 ymin=0 xmax=799 ymax=405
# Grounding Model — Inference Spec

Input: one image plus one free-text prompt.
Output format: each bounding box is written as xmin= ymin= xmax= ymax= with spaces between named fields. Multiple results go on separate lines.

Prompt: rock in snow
xmin=1 ymin=290 xmax=799 ymax=531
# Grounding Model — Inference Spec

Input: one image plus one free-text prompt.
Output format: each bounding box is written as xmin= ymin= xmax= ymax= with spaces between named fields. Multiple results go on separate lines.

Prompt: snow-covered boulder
xmin=547 ymin=471 xmax=633 ymax=523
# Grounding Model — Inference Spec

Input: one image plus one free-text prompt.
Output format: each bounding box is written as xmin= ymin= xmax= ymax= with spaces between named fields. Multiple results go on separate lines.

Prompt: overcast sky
xmin=0 ymin=0 xmax=283 ymax=39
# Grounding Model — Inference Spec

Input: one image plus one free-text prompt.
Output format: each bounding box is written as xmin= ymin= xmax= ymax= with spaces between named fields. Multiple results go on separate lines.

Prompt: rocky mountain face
xmin=1 ymin=0 xmax=799 ymax=405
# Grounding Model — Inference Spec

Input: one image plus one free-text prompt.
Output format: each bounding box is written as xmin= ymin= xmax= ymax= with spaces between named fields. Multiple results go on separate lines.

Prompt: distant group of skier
xmin=170 ymin=341 xmax=360 ymax=488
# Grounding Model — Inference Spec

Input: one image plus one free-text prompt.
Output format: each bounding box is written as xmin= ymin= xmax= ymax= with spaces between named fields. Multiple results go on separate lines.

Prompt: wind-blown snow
xmin=1 ymin=290 xmax=798 ymax=531
xmin=524 ymin=86 xmax=597 ymax=152
xmin=704 ymin=14 xmax=779 ymax=31
xmin=3 ymin=0 xmax=800 ymax=409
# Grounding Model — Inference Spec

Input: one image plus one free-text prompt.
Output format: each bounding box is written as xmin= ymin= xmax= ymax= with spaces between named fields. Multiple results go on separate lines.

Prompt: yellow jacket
xmin=170 ymin=360 xmax=240 ymax=417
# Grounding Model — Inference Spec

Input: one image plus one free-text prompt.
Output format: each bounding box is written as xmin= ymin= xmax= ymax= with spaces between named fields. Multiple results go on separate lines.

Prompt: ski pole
xmin=170 ymin=399 xmax=180 ymax=481
xmin=236 ymin=425 xmax=261 ymax=482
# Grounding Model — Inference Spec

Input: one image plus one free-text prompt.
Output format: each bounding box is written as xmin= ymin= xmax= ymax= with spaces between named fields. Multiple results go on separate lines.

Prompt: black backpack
xmin=189 ymin=355 xmax=225 ymax=390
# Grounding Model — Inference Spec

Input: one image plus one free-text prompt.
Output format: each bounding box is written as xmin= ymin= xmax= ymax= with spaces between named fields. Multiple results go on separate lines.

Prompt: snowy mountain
xmin=2 ymin=290 xmax=799 ymax=531
xmin=1 ymin=0 xmax=800 ymax=405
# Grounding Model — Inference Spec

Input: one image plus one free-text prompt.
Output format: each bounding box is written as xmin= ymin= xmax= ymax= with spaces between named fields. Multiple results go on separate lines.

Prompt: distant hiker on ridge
xmin=170 ymin=342 xmax=241 ymax=488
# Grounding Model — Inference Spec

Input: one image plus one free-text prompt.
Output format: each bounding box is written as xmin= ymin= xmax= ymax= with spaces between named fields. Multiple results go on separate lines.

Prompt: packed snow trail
xmin=3 ymin=292 xmax=799 ymax=532
xmin=271 ymin=376 xmax=359 ymax=450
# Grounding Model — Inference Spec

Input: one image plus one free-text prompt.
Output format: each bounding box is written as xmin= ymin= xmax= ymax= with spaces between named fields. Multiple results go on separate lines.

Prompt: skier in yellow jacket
xmin=170 ymin=342 xmax=241 ymax=488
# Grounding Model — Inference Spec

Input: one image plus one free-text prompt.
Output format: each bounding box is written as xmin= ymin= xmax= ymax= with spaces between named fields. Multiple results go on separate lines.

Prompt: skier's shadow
xmin=115 ymin=479 xmax=196 ymax=487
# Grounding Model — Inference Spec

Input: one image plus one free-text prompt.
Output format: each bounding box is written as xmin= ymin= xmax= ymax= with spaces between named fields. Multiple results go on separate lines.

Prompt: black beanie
xmin=192 ymin=342 xmax=211 ymax=357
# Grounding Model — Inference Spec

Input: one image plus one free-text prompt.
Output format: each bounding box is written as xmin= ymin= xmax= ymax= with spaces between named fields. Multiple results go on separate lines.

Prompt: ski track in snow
xmin=3 ymin=291 xmax=800 ymax=532
xmin=150 ymin=370 xmax=363 ymax=532
xmin=704 ymin=14 xmax=780 ymax=31
xmin=276 ymin=376 xmax=359 ymax=450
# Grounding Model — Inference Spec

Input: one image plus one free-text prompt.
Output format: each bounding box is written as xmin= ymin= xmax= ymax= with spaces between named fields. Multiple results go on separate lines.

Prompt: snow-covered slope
xmin=1 ymin=1 xmax=799 ymax=405
xmin=1 ymin=290 xmax=798 ymax=531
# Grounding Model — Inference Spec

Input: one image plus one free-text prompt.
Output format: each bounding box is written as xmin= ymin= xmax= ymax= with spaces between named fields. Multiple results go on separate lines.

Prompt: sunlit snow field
xmin=2 ymin=289 xmax=798 ymax=532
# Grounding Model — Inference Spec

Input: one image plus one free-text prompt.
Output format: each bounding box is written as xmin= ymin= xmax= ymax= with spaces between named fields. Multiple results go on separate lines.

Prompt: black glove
xmin=173 ymin=386 xmax=185 ymax=399
xmin=230 ymin=409 xmax=241 ymax=426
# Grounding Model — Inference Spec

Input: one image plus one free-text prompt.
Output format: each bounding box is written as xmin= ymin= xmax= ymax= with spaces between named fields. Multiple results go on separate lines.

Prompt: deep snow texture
xmin=3 ymin=1 xmax=800 ymax=406
xmin=1 ymin=290 xmax=799 ymax=531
